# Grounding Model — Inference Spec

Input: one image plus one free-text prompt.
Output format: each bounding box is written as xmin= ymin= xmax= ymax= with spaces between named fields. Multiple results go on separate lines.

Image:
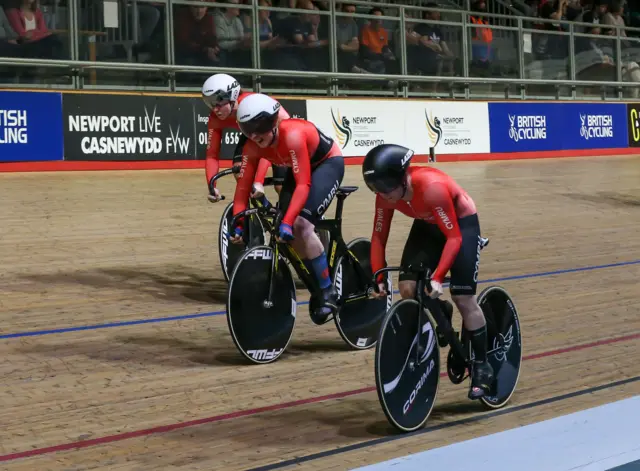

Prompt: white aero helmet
xmin=201 ymin=73 xmax=241 ymax=110
xmin=236 ymin=93 xmax=281 ymax=136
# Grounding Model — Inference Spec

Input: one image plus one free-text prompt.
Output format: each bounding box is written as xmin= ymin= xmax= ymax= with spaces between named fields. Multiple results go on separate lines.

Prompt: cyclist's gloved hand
xmin=208 ymin=178 xmax=222 ymax=203
xmin=229 ymin=223 xmax=244 ymax=245
xmin=208 ymin=187 xmax=222 ymax=203
xmin=278 ymin=222 xmax=294 ymax=242
xmin=370 ymin=281 xmax=387 ymax=299
xmin=429 ymin=279 xmax=444 ymax=299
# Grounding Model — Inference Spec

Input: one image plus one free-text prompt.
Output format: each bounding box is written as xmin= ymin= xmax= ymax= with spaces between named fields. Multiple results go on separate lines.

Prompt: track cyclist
xmin=364 ymin=143 xmax=494 ymax=400
xmin=230 ymin=93 xmax=345 ymax=324
xmin=201 ymin=73 xmax=289 ymax=203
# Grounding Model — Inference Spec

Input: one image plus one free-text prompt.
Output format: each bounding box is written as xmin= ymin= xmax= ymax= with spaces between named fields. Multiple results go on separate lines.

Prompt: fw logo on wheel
xmin=247 ymin=348 xmax=283 ymax=361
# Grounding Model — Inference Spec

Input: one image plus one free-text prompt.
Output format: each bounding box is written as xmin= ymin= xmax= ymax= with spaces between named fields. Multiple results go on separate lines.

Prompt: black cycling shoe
xmin=436 ymin=299 xmax=454 ymax=347
xmin=468 ymin=360 xmax=494 ymax=400
xmin=309 ymin=285 xmax=338 ymax=325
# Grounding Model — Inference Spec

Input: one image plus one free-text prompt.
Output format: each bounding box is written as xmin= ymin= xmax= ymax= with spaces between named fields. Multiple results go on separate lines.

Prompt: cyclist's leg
xmin=271 ymin=164 xmax=287 ymax=195
xmin=279 ymin=156 xmax=345 ymax=320
xmin=398 ymin=220 xmax=454 ymax=339
xmin=448 ymin=213 xmax=493 ymax=398
xmin=397 ymin=220 xmax=442 ymax=299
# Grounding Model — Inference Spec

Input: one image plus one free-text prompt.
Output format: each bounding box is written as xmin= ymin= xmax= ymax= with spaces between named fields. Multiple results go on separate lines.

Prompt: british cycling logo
xmin=424 ymin=110 xmax=442 ymax=147
xmin=68 ymin=105 xmax=191 ymax=155
xmin=508 ymin=114 xmax=546 ymax=142
xmin=579 ymin=113 xmax=613 ymax=140
xmin=330 ymin=108 xmax=382 ymax=149
xmin=0 ymin=109 xmax=28 ymax=144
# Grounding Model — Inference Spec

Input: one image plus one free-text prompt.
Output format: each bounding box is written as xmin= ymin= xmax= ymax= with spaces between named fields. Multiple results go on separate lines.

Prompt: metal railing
xmin=1 ymin=0 xmax=640 ymax=100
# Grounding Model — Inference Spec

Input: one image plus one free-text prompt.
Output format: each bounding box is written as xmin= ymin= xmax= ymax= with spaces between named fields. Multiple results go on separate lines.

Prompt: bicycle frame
xmin=372 ymin=265 xmax=471 ymax=368
xmin=230 ymin=191 xmax=373 ymax=310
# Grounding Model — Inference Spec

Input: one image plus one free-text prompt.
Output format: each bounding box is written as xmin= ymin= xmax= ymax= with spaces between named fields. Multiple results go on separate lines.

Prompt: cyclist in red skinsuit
xmin=201 ymin=73 xmax=289 ymax=203
xmin=370 ymin=166 xmax=477 ymax=288
xmin=231 ymin=93 xmax=345 ymax=325
xmin=362 ymin=143 xmax=493 ymax=401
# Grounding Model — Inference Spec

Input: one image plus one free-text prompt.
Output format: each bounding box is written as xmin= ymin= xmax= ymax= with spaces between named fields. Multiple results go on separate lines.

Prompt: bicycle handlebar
xmin=370 ymin=237 xmax=490 ymax=293
xmin=230 ymin=204 xmax=279 ymax=232
xmin=209 ymin=166 xmax=276 ymax=202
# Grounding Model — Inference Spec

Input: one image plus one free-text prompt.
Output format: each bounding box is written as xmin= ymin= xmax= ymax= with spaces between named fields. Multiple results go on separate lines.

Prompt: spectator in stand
xmin=0 ymin=6 xmax=20 ymax=58
xmin=602 ymin=0 xmax=627 ymax=39
xmin=601 ymin=2 xmax=640 ymax=96
xmin=359 ymin=7 xmax=396 ymax=74
xmin=574 ymin=9 xmax=617 ymax=83
xmin=469 ymin=0 xmax=494 ymax=73
xmin=4 ymin=0 xmax=62 ymax=58
xmin=573 ymin=0 xmax=608 ymax=23
xmin=535 ymin=0 xmax=569 ymax=61
xmin=242 ymin=0 xmax=281 ymax=68
xmin=336 ymin=2 xmax=368 ymax=73
xmin=173 ymin=2 xmax=220 ymax=66
xmin=214 ymin=0 xmax=251 ymax=67
xmin=305 ymin=5 xmax=329 ymax=70
xmin=271 ymin=0 xmax=322 ymax=71
xmin=411 ymin=4 xmax=456 ymax=77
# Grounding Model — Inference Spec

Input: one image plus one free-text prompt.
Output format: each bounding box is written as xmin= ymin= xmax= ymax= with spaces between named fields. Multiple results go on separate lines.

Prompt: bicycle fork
xmin=263 ymin=241 xmax=279 ymax=310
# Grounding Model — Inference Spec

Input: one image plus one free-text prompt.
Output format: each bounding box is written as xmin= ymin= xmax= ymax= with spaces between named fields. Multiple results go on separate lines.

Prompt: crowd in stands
xmin=171 ymin=0 xmax=462 ymax=78
xmin=1 ymin=0 xmax=639 ymax=89
xmin=518 ymin=0 xmax=640 ymax=92
xmin=0 ymin=0 xmax=62 ymax=61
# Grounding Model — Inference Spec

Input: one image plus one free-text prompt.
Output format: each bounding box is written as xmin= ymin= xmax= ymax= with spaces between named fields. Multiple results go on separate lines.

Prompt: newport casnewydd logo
xmin=579 ymin=113 xmax=613 ymax=140
xmin=424 ymin=109 xmax=471 ymax=149
xmin=424 ymin=110 xmax=442 ymax=148
xmin=329 ymin=107 xmax=382 ymax=150
xmin=331 ymin=108 xmax=352 ymax=148
xmin=508 ymin=114 xmax=547 ymax=142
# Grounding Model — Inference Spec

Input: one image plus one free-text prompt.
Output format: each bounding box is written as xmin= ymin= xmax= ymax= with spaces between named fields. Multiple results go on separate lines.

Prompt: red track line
xmin=1 ymin=332 xmax=638 ymax=463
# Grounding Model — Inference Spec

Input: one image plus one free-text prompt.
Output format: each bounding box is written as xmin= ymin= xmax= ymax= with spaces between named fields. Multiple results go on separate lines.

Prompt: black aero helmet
xmin=362 ymin=143 xmax=414 ymax=193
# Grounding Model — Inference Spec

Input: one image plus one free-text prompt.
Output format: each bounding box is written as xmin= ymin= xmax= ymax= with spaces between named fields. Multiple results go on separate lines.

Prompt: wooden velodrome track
xmin=1 ymin=155 xmax=640 ymax=470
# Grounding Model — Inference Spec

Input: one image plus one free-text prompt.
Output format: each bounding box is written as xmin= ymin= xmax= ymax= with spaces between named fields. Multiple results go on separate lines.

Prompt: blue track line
xmin=1 ymin=259 xmax=639 ymax=340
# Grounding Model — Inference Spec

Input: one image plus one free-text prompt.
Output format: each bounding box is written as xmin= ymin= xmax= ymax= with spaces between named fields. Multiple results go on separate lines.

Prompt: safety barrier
xmin=1 ymin=89 xmax=639 ymax=171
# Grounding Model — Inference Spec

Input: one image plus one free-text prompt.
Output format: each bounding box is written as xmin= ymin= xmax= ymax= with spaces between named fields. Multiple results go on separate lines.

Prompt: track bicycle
xmin=225 ymin=184 xmax=394 ymax=364
xmin=372 ymin=244 xmax=523 ymax=433
xmin=211 ymin=166 xmax=330 ymax=282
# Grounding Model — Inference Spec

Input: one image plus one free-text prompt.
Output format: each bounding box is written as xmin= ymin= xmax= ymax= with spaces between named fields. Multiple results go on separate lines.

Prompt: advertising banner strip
xmin=488 ymin=102 xmax=628 ymax=153
xmin=63 ymin=93 xmax=198 ymax=161
xmin=63 ymin=93 xmax=308 ymax=162
xmin=305 ymin=99 xmax=490 ymax=157
xmin=0 ymin=91 xmax=64 ymax=163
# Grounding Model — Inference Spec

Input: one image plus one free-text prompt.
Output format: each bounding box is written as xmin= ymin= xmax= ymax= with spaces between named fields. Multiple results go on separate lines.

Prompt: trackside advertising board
xmin=63 ymin=93 xmax=197 ymax=161
xmin=1 ymin=90 xmax=636 ymax=165
xmin=0 ymin=91 xmax=64 ymax=163
xmin=306 ymin=99 xmax=490 ymax=156
xmin=488 ymin=102 xmax=628 ymax=153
